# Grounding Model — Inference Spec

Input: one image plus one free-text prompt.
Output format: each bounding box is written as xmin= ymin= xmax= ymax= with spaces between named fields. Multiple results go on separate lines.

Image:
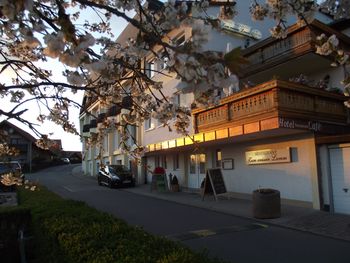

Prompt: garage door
xmin=329 ymin=147 xmax=350 ymax=215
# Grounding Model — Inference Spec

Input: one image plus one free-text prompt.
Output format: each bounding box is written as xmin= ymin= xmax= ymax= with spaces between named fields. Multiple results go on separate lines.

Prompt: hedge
xmin=17 ymin=186 xmax=225 ymax=263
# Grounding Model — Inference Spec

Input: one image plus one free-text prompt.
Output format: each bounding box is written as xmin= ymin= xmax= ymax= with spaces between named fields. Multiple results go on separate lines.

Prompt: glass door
xmin=188 ymin=153 xmax=206 ymax=189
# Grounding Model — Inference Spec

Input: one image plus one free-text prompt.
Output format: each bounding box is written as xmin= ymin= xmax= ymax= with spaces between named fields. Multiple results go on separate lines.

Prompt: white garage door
xmin=330 ymin=147 xmax=350 ymax=215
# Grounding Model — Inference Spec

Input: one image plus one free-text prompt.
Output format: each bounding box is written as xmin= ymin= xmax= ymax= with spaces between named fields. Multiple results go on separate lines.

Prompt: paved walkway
xmin=72 ymin=166 xmax=350 ymax=242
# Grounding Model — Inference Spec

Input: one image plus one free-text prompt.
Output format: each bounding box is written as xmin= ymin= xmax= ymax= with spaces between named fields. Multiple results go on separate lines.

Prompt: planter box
xmin=252 ymin=189 xmax=281 ymax=219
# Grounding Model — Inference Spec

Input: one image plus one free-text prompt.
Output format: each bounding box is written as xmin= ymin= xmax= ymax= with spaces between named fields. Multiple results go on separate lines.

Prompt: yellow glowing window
xmin=162 ymin=141 xmax=169 ymax=149
xmin=169 ymin=140 xmax=176 ymax=148
xmin=177 ymin=138 xmax=185 ymax=147
xmin=194 ymin=133 xmax=204 ymax=143
xmin=185 ymin=136 xmax=194 ymax=145
xmin=204 ymin=131 xmax=216 ymax=141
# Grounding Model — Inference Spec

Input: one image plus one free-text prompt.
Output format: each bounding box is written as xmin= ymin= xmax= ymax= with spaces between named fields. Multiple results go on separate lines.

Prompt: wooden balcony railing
xmin=193 ymin=79 xmax=348 ymax=134
xmin=240 ymin=20 xmax=350 ymax=78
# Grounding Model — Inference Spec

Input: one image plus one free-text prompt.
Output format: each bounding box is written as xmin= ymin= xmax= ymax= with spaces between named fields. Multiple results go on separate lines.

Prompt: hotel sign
xmin=246 ymin=148 xmax=291 ymax=165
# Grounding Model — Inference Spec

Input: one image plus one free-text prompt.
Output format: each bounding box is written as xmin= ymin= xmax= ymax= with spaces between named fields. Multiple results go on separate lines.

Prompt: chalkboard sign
xmin=202 ymin=168 xmax=227 ymax=201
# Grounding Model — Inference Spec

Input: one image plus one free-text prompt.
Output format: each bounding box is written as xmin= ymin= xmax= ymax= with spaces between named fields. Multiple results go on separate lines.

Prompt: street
xmin=28 ymin=164 xmax=350 ymax=263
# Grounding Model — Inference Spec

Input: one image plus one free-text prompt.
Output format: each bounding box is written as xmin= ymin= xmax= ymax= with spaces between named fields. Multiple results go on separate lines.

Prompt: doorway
xmin=188 ymin=153 xmax=206 ymax=189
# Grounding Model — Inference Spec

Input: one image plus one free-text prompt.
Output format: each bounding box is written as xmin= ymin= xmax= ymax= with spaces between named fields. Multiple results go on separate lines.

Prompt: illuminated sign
xmin=245 ymin=148 xmax=291 ymax=165
xmin=220 ymin=20 xmax=262 ymax=40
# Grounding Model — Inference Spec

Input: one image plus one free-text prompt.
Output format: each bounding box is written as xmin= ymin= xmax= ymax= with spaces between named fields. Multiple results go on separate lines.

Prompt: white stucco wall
xmin=218 ymin=134 xmax=317 ymax=203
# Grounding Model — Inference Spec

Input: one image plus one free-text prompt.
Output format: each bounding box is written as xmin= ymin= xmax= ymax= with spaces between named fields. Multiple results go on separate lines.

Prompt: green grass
xmin=16 ymin=186 xmax=225 ymax=263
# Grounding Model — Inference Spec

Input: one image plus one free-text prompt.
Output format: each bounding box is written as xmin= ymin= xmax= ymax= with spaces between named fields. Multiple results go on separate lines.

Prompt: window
xmin=199 ymin=154 xmax=206 ymax=174
xmin=113 ymin=130 xmax=120 ymax=150
xmin=161 ymin=155 xmax=167 ymax=169
xmin=190 ymin=154 xmax=196 ymax=174
xmin=174 ymin=34 xmax=185 ymax=46
xmin=103 ymin=134 xmax=108 ymax=153
xmin=216 ymin=149 xmax=222 ymax=168
xmin=173 ymin=93 xmax=181 ymax=106
xmin=144 ymin=118 xmax=153 ymax=130
xmin=158 ymin=52 xmax=169 ymax=70
xmin=173 ymin=154 xmax=179 ymax=170
xmin=145 ymin=60 xmax=155 ymax=78
xmin=155 ymin=156 xmax=160 ymax=168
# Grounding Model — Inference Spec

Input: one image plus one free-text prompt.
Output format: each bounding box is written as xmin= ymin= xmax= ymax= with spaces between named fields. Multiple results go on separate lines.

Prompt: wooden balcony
xmin=239 ymin=20 xmax=350 ymax=81
xmin=193 ymin=79 xmax=349 ymax=135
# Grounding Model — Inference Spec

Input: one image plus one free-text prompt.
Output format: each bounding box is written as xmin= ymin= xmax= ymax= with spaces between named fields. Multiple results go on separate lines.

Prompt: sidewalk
xmin=72 ymin=166 xmax=350 ymax=242
xmin=124 ymin=184 xmax=350 ymax=242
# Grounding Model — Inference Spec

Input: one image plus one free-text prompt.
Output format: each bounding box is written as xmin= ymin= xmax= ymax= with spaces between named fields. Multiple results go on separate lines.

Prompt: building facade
xmin=79 ymin=1 xmax=350 ymax=214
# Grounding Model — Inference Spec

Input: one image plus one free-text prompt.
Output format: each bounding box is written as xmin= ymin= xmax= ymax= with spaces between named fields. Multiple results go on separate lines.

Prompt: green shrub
xmin=17 ymin=186 xmax=225 ymax=263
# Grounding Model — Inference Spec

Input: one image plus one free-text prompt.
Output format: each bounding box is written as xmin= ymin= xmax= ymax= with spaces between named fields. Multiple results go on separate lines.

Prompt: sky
xmin=0 ymin=7 xmax=129 ymax=152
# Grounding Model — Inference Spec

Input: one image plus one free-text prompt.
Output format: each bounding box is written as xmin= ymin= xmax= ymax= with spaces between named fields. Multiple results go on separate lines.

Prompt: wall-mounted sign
xmin=222 ymin=158 xmax=234 ymax=170
xmin=220 ymin=20 xmax=262 ymax=40
xmin=246 ymin=148 xmax=291 ymax=165
xmin=279 ymin=117 xmax=322 ymax=132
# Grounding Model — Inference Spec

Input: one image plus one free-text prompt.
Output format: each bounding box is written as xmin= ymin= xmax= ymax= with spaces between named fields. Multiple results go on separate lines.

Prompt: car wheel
xmin=108 ymin=180 xmax=113 ymax=188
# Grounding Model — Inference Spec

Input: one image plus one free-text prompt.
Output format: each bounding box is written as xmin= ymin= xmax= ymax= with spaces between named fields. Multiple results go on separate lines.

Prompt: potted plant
xmin=252 ymin=188 xmax=281 ymax=219
xmin=170 ymin=174 xmax=179 ymax=192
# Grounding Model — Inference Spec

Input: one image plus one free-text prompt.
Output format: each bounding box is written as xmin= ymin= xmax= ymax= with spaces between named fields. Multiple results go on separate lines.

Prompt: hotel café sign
xmin=246 ymin=148 xmax=291 ymax=165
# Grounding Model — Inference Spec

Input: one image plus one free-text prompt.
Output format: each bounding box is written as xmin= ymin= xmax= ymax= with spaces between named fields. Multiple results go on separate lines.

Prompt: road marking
xmin=63 ymin=186 xmax=74 ymax=192
xmin=167 ymin=223 xmax=268 ymax=241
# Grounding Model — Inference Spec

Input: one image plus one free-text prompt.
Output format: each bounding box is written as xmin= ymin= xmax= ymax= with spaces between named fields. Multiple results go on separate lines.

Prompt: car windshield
xmin=108 ymin=165 xmax=130 ymax=174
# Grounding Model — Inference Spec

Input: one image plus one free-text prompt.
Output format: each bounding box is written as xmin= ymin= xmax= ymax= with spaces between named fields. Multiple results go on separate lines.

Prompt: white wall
xmin=219 ymin=135 xmax=316 ymax=203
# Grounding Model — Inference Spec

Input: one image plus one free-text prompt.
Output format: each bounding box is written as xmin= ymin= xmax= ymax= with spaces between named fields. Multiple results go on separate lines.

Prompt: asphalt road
xmin=28 ymin=164 xmax=350 ymax=263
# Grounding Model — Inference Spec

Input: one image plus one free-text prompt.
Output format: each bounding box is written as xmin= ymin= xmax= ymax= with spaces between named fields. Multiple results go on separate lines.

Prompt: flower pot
xmin=252 ymin=189 xmax=281 ymax=219
xmin=171 ymin=184 xmax=179 ymax=192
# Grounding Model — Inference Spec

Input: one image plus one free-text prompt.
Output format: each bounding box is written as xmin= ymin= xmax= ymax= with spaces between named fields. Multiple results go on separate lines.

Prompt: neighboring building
xmin=0 ymin=120 xmax=57 ymax=172
xmin=79 ymin=1 xmax=350 ymax=215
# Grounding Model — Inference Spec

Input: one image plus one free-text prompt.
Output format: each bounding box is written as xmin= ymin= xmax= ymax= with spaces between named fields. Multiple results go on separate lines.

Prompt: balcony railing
xmin=240 ymin=20 xmax=350 ymax=78
xmin=193 ymin=79 xmax=348 ymax=134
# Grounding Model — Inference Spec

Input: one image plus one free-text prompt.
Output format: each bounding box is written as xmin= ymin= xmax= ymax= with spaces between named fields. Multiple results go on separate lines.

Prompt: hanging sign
xmin=245 ymin=148 xmax=291 ymax=165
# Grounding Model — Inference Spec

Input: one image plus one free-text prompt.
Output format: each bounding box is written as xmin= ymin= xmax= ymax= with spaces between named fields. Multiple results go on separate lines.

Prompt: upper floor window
xmin=173 ymin=93 xmax=181 ymax=106
xmin=145 ymin=60 xmax=155 ymax=78
xmin=174 ymin=34 xmax=185 ymax=46
xmin=144 ymin=118 xmax=153 ymax=131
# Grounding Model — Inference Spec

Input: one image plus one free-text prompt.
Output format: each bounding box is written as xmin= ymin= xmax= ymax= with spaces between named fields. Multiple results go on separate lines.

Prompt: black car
xmin=97 ymin=165 xmax=135 ymax=188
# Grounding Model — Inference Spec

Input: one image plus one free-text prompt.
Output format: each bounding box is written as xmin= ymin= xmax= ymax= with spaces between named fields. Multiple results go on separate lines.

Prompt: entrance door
xmin=329 ymin=147 xmax=350 ymax=215
xmin=188 ymin=154 xmax=206 ymax=189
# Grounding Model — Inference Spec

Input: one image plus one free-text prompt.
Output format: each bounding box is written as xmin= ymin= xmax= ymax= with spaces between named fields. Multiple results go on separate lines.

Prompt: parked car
xmin=0 ymin=161 xmax=25 ymax=183
xmin=61 ymin=158 xmax=70 ymax=164
xmin=97 ymin=165 xmax=135 ymax=188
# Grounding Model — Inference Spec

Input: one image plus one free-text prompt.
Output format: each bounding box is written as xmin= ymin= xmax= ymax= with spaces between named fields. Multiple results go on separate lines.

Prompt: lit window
xmin=216 ymin=149 xmax=222 ymax=168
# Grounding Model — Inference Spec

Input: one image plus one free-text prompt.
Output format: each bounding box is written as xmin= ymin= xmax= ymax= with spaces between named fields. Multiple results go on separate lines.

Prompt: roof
xmin=0 ymin=120 xmax=37 ymax=142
